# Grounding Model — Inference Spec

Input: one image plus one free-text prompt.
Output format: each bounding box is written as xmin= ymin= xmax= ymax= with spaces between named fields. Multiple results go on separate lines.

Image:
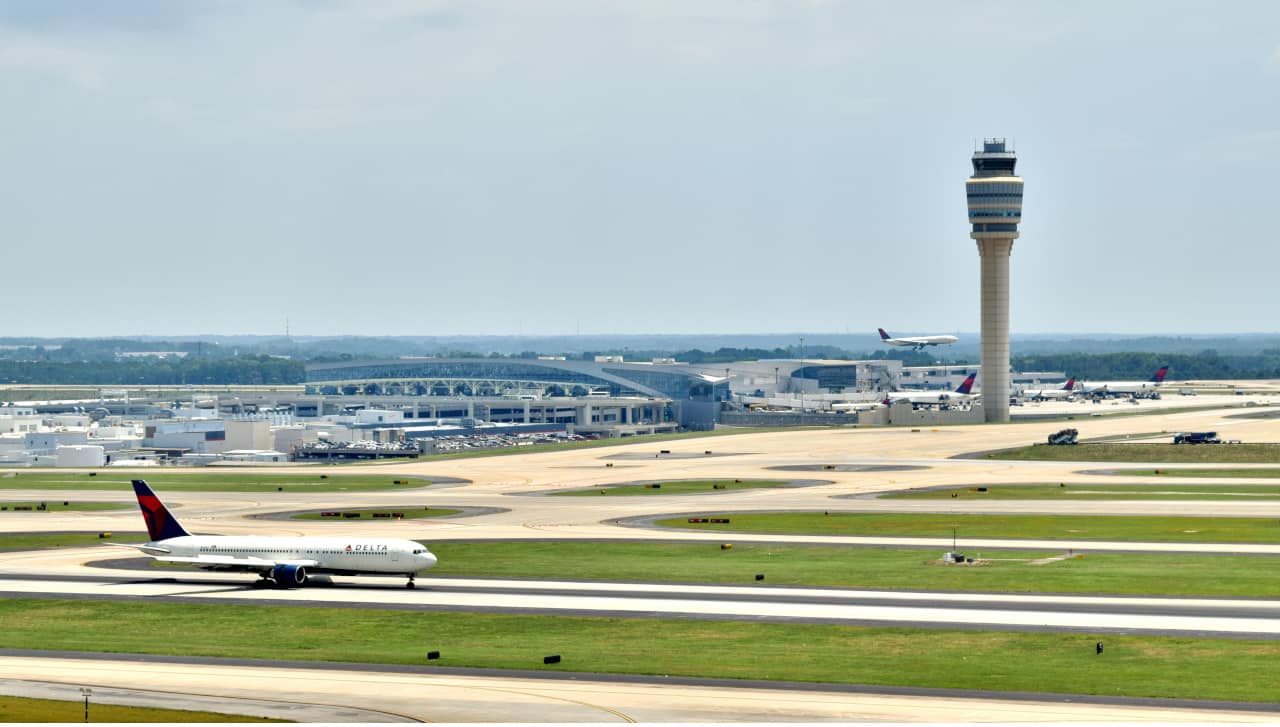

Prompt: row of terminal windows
xmin=969 ymin=210 xmax=1022 ymax=218
xmin=967 ymin=182 xmax=1022 ymax=194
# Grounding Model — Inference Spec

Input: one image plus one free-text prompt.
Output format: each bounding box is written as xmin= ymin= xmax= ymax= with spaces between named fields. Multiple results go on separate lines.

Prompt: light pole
xmin=80 ymin=687 xmax=91 ymax=723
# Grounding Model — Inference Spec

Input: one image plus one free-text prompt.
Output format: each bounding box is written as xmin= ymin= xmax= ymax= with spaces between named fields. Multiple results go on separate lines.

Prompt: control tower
xmin=966 ymin=139 xmax=1023 ymax=423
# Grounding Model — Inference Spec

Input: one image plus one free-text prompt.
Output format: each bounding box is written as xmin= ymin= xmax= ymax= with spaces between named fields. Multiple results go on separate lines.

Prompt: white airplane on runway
xmin=117 ymin=480 xmax=437 ymax=588
xmin=878 ymin=328 xmax=958 ymax=350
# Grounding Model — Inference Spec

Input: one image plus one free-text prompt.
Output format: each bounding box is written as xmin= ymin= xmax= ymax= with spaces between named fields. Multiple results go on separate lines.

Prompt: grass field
xmin=550 ymin=479 xmax=790 ymax=496
xmin=0 ymin=532 xmax=146 ymax=551
xmin=0 ymin=472 xmax=434 ymax=492
xmin=882 ymin=483 xmax=1280 ymax=500
xmin=1118 ymin=468 xmax=1280 ymax=478
xmin=1 ymin=598 xmax=1277 ymax=704
xmin=425 ymin=540 xmax=1280 ymax=597
xmin=0 ymin=500 xmax=129 ymax=511
xmin=0 ymin=694 xmax=280 ymax=722
xmin=654 ymin=511 xmax=1280 ymax=543
xmin=6 ymin=534 xmax=1279 ymax=597
xmin=291 ymin=507 xmax=462 ymax=520
xmin=985 ymin=443 xmax=1280 ymax=463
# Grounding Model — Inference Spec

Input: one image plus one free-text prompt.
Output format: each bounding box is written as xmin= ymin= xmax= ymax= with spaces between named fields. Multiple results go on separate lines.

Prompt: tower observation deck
xmin=966 ymin=138 xmax=1023 ymax=423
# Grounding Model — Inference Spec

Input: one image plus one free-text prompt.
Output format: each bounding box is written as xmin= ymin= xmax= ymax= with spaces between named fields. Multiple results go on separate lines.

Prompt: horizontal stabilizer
xmin=102 ymin=542 xmax=171 ymax=555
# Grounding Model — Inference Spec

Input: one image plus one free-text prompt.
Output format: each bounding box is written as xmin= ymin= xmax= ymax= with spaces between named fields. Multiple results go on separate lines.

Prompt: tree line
xmin=2 ymin=348 xmax=1279 ymax=386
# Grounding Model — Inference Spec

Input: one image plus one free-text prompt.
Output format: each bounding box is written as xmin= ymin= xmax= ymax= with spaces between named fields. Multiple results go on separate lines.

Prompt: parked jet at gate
xmin=1022 ymin=378 xmax=1076 ymax=401
xmin=1076 ymin=367 xmax=1169 ymax=397
xmin=120 ymin=480 xmax=437 ymax=588
xmin=883 ymin=373 xmax=977 ymax=405
xmin=878 ymin=328 xmax=959 ymax=350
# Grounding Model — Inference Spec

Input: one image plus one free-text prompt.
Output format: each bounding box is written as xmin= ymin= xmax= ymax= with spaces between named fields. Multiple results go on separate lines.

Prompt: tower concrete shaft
xmin=967 ymin=139 xmax=1023 ymax=423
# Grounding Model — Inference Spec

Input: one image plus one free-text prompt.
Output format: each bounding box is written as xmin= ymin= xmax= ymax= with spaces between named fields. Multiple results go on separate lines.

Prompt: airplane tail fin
xmin=878 ymin=328 xmax=891 ymax=340
xmin=955 ymin=373 xmax=977 ymax=395
xmin=1063 ymin=377 xmax=1075 ymax=391
xmin=132 ymin=480 xmax=191 ymax=541
xmin=1151 ymin=366 xmax=1169 ymax=383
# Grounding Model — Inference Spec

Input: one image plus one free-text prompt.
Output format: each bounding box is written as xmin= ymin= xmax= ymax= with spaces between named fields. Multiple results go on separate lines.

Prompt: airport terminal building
xmin=303 ymin=357 xmax=904 ymax=430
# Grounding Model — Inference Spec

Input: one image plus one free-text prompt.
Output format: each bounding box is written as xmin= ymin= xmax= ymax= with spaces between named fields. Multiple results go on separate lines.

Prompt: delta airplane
xmin=878 ymin=328 xmax=959 ymax=350
xmin=119 ymin=480 xmax=437 ymax=588
xmin=1076 ymin=367 xmax=1169 ymax=397
xmin=883 ymin=373 xmax=977 ymax=405
xmin=1021 ymin=378 xmax=1076 ymax=401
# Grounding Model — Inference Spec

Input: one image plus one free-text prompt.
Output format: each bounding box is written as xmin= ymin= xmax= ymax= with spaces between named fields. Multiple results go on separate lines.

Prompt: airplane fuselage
xmin=145 ymin=535 xmax=437 ymax=576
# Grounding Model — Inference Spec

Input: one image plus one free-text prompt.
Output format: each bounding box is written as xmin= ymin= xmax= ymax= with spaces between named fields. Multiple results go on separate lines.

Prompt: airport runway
xmin=3 ymin=570 xmax=1280 ymax=638
xmin=2 ymin=400 xmax=1280 ymax=720
xmin=4 ymin=652 xmax=1277 ymax=723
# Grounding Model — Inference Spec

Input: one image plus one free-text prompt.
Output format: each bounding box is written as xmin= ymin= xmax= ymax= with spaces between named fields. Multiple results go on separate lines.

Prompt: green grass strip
xmin=552 ymin=479 xmax=789 ymax=496
xmin=0 ymin=501 xmax=128 ymax=512
xmin=0 ymin=694 xmax=280 ymax=723
xmin=1 ymin=599 xmax=1278 ymax=704
xmin=7 ymin=536 xmax=1280 ymax=597
xmin=985 ymin=443 xmax=1280 ymax=463
xmin=654 ymin=511 xmax=1280 ymax=543
xmin=291 ymin=507 xmax=461 ymax=520
xmin=884 ymin=483 xmax=1280 ymax=500
xmin=426 ymin=541 xmax=1280 ymax=597
xmin=1117 ymin=468 xmax=1280 ymax=479
xmin=0 ymin=532 xmax=146 ymax=551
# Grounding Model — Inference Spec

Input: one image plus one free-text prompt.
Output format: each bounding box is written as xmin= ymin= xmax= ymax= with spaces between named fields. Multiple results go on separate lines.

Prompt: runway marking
xmin=450 ymin=683 xmax=636 ymax=723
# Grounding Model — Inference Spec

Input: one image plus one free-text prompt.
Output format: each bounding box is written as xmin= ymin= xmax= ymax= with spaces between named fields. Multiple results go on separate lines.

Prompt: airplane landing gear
xmin=406 ymin=575 xmax=416 ymax=589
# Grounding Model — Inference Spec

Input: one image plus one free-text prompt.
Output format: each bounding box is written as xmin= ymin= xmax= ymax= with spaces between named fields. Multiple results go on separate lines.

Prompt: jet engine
xmin=272 ymin=564 xmax=308 ymax=586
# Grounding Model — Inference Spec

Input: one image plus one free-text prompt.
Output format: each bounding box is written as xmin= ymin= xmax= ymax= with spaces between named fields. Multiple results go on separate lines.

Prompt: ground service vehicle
xmin=1173 ymin=431 xmax=1221 ymax=444
xmin=1047 ymin=428 xmax=1079 ymax=445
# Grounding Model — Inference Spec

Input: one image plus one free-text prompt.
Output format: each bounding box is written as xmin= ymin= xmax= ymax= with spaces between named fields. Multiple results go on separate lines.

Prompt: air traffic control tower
xmin=967 ymin=138 xmax=1023 ymax=423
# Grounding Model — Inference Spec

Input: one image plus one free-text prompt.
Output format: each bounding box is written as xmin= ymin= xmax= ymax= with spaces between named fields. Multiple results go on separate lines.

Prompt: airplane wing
xmin=156 ymin=555 xmax=320 ymax=569
xmin=104 ymin=544 xmax=320 ymax=570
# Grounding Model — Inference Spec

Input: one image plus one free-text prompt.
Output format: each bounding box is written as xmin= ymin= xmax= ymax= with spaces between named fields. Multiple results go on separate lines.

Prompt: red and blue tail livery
xmin=1151 ymin=366 xmax=1169 ymax=383
xmin=132 ymin=479 xmax=191 ymax=541
xmin=954 ymin=373 xmax=977 ymax=395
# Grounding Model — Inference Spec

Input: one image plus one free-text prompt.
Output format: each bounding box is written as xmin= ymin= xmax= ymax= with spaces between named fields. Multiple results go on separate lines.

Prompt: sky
xmin=2 ymin=1 xmax=1278 ymax=338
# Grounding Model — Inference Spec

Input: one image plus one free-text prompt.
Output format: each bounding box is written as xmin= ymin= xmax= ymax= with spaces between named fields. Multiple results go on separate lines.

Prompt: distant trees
xmin=1011 ymin=351 xmax=1280 ymax=380
xmin=0 ymin=355 xmax=304 ymax=386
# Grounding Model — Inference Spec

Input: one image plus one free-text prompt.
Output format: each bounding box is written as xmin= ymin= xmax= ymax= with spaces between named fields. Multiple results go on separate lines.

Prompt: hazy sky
xmin=3 ymin=1 xmax=1278 ymax=337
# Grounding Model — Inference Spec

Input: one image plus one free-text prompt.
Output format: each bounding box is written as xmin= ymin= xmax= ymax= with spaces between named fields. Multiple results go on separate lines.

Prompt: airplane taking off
xmin=120 ymin=480 xmax=437 ymax=588
xmin=1022 ymin=378 xmax=1076 ymax=401
xmin=883 ymin=373 xmax=977 ymax=405
xmin=1076 ymin=367 xmax=1169 ymax=397
xmin=878 ymin=328 xmax=959 ymax=350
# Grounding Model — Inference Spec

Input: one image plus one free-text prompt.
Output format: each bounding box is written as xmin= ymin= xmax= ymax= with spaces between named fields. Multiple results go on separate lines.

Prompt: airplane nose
xmin=420 ymin=551 xmax=438 ymax=569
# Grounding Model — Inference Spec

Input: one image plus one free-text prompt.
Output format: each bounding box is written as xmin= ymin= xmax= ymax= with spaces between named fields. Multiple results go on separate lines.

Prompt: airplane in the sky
xmin=1076 ymin=367 xmax=1169 ymax=397
xmin=883 ymin=373 xmax=977 ymax=405
xmin=1021 ymin=377 xmax=1076 ymax=401
xmin=878 ymin=328 xmax=959 ymax=350
xmin=119 ymin=480 xmax=437 ymax=588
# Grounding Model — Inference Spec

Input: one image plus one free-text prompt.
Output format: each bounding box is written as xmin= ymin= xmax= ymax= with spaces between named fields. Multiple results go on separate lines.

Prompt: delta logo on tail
xmin=1151 ymin=366 xmax=1169 ymax=383
xmin=955 ymin=373 xmax=977 ymax=395
xmin=133 ymin=480 xmax=191 ymax=541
